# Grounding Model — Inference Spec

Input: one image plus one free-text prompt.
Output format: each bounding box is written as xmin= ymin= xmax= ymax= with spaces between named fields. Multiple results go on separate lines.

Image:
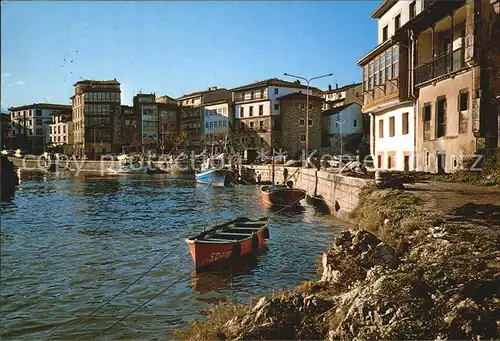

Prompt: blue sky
xmin=1 ymin=1 xmax=378 ymax=110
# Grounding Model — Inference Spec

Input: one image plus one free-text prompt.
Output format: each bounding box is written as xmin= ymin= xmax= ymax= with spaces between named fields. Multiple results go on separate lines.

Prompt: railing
xmin=235 ymin=93 xmax=268 ymax=102
xmin=415 ymin=47 xmax=465 ymax=86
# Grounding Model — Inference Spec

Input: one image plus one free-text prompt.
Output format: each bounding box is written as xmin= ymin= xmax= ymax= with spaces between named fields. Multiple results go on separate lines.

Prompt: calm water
xmin=0 ymin=170 xmax=350 ymax=340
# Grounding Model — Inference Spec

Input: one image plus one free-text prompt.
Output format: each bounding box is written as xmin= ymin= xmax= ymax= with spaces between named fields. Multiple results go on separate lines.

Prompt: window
xmin=369 ymin=61 xmax=374 ymax=89
xmin=240 ymin=107 xmax=244 ymax=118
xmin=259 ymin=105 xmax=263 ymax=115
xmin=299 ymin=119 xmax=305 ymax=126
xmin=250 ymin=121 xmax=254 ymax=128
xmin=423 ymin=103 xmax=432 ymax=140
xmin=375 ymin=57 xmax=380 ymax=86
xmin=389 ymin=116 xmax=395 ymax=137
xmin=394 ymin=14 xmax=401 ymax=30
xmin=299 ymin=103 xmax=305 ymax=109
xmin=274 ymin=88 xmax=279 ymax=95
xmin=402 ymin=112 xmax=409 ymax=135
xmin=363 ymin=66 xmax=368 ymax=91
xmin=241 ymin=92 xmax=246 ymax=101
xmin=308 ymin=103 xmax=313 ymax=110
xmin=379 ymin=119 xmax=384 ymax=138
xmin=353 ymin=119 xmax=357 ymax=127
xmin=209 ymin=122 xmax=213 ymax=128
xmin=249 ymin=106 xmax=253 ymax=117
xmin=459 ymin=89 xmax=469 ymax=134
xmin=436 ymin=97 xmax=447 ymax=138
xmin=63 ymin=125 xmax=66 ymax=133
xmin=274 ymin=104 xmax=279 ymax=110
xmin=259 ymin=121 xmax=264 ymax=128
xmin=409 ymin=1 xmax=416 ymax=19
xmin=260 ymin=89 xmax=265 ymax=98
xmin=205 ymin=122 xmax=209 ymax=128
xmin=251 ymin=91 xmax=254 ymax=100
xmin=300 ymin=134 xmax=306 ymax=142
xmin=425 ymin=151 xmax=430 ymax=167
xmin=387 ymin=154 xmax=394 ymax=169
xmin=379 ymin=54 xmax=386 ymax=84
xmin=383 ymin=25 xmax=388 ymax=41
xmin=393 ymin=46 xmax=399 ymax=78
xmin=308 ymin=119 xmax=313 ymax=127
xmin=35 ymin=110 xmax=42 ymax=117
xmin=385 ymin=49 xmax=392 ymax=81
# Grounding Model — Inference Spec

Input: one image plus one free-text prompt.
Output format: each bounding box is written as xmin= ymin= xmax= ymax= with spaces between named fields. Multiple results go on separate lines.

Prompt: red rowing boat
xmin=185 ymin=217 xmax=270 ymax=268
xmin=260 ymin=184 xmax=307 ymax=207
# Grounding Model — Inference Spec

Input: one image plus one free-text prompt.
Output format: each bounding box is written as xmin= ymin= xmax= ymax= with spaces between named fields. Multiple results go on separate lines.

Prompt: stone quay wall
xmin=242 ymin=165 xmax=373 ymax=221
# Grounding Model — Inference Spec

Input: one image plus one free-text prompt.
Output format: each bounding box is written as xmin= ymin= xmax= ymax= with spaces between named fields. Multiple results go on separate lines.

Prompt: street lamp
xmin=335 ymin=119 xmax=347 ymax=161
xmin=283 ymin=72 xmax=333 ymax=159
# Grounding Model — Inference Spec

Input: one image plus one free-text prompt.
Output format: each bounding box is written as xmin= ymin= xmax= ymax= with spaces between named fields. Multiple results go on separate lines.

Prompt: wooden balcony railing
xmin=415 ymin=47 xmax=465 ymax=86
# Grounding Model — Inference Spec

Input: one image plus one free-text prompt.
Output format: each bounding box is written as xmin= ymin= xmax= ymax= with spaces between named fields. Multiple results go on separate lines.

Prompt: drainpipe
xmin=408 ymin=29 xmax=418 ymax=170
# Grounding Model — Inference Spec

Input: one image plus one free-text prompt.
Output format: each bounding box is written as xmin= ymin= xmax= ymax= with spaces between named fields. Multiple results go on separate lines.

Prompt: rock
xmin=320 ymin=230 xmax=399 ymax=285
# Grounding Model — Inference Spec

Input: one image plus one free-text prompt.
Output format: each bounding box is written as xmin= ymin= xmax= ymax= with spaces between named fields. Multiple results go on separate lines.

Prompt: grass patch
xmin=172 ymin=300 xmax=247 ymax=340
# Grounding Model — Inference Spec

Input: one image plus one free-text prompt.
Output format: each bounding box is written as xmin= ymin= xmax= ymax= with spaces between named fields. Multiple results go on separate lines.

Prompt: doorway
xmin=437 ymin=153 xmax=446 ymax=174
xmin=404 ymin=155 xmax=410 ymax=172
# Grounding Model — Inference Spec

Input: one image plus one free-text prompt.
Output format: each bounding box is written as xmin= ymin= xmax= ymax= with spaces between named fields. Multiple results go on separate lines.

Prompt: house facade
xmin=322 ymin=103 xmax=367 ymax=154
xmin=231 ymin=78 xmax=313 ymax=152
xmin=9 ymin=103 xmax=72 ymax=154
xmin=278 ymin=93 xmax=323 ymax=158
xmin=203 ymin=100 xmax=233 ymax=145
xmin=71 ymin=79 xmax=121 ymax=157
xmin=404 ymin=0 xmax=500 ymax=172
xmin=358 ymin=0 xmax=425 ymax=171
xmin=49 ymin=108 xmax=73 ymax=154
xmin=133 ymin=93 xmax=159 ymax=152
xmin=322 ymin=83 xmax=363 ymax=110
xmin=120 ymin=105 xmax=138 ymax=152
xmin=157 ymin=102 xmax=180 ymax=153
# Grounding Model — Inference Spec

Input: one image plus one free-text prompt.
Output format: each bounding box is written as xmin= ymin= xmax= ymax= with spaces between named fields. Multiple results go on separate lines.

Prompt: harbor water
xmin=0 ymin=170 xmax=351 ymax=340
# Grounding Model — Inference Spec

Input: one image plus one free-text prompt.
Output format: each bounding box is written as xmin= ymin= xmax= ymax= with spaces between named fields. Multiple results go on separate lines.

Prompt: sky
xmin=1 ymin=1 xmax=379 ymax=110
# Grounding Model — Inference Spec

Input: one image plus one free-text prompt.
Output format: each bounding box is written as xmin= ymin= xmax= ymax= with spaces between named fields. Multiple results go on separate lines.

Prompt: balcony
xmin=234 ymin=91 xmax=268 ymax=103
xmin=415 ymin=47 xmax=465 ymax=86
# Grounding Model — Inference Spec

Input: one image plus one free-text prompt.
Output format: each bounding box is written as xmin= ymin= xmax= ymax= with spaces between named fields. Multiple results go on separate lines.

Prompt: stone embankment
xmin=1 ymin=155 xmax=19 ymax=201
xmin=175 ymin=185 xmax=500 ymax=340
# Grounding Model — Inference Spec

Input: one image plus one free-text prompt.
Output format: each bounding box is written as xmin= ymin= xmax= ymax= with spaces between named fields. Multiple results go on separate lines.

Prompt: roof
xmin=371 ymin=0 xmax=397 ymax=19
xmin=322 ymin=103 xmax=360 ymax=116
xmin=357 ymin=39 xmax=393 ymax=66
xmin=8 ymin=103 xmax=72 ymax=111
xmin=323 ymin=83 xmax=362 ymax=94
xmin=73 ymin=79 xmax=120 ymax=86
xmin=230 ymin=78 xmax=319 ymax=92
xmin=177 ymin=88 xmax=227 ymax=100
xmin=52 ymin=108 xmax=72 ymax=116
xmin=277 ymin=93 xmax=324 ymax=101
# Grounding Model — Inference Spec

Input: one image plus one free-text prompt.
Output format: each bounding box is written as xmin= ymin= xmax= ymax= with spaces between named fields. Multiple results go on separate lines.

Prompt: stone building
xmin=120 ymin=105 xmax=139 ymax=152
xmin=48 ymin=108 xmax=73 ymax=154
xmin=157 ymin=102 xmax=181 ymax=153
xmin=231 ymin=78 xmax=315 ymax=152
xmin=403 ymin=0 xmax=500 ymax=172
xmin=9 ymin=103 xmax=72 ymax=154
xmin=278 ymin=93 xmax=324 ymax=158
xmin=71 ymin=79 xmax=121 ymax=157
xmin=133 ymin=93 xmax=159 ymax=153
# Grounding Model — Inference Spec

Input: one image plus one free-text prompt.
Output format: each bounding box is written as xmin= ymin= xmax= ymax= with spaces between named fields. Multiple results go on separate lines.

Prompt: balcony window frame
xmin=458 ymin=88 xmax=469 ymax=134
xmin=382 ymin=25 xmax=388 ymax=42
xmin=423 ymin=102 xmax=432 ymax=141
xmin=394 ymin=13 xmax=401 ymax=31
xmin=389 ymin=116 xmax=395 ymax=137
xmin=409 ymin=1 xmax=416 ymax=19
xmin=436 ymin=96 xmax=447 ymax=138
xmin=402 ymin=112 xmax=409 ymax=135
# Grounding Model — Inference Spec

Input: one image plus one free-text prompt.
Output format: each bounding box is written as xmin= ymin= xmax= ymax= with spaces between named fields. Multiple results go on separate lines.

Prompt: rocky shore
xmin=175 ymin=186 xmax=500 ymax=340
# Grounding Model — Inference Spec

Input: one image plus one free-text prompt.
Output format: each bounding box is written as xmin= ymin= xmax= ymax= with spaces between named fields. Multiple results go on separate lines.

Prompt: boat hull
xmin=260 ymin=186 xmax=307 ymax=207
xmin=185 ymin=217 xmax=269 ymax=268
xmin=107 ymin=164 xmax=149 ymax=175
xmin=195 ymin=168 xmax=232 ymax=187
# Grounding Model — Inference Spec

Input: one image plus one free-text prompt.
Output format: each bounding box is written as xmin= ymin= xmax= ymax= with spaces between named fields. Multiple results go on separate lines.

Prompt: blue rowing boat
xmin=195 ymin=168 xmax=232 ymax=187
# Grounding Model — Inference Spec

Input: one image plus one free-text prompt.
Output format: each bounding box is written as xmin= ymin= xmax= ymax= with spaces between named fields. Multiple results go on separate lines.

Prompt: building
xmin=177 ymin=87 xmax=231 ymax=152
xmin=9 ymin=103 xmax=72 ymax=154
xmin=120 ymin=105 xmax=139 ymax=152
xmin=133 ymin=93 xmax=159 ymax=152
xmin=278 ymin=92 xmax=324 ymax=158
xmin=203 ymin=99 xmax=233 ymax=146
xmin=322 ymin=103 xmax=368 ymax=155
xmin=231 ymin=78 xmax=314 ymax=152
xmin=71 ymin=79 xmax=121 ymax=157
xmin=157 ymin=102 xmax=181 ymax=153
xmin=402 ymin=0 xmax=500 ymax=172
xmin=322 ymin=83 xmax=363 ymax=110
xmin=156 ymin=95 xmax=178 ymax=105
xmin=358 ymin=1 xmax=425 ymax=171
xmin=48 ymin=108 xmax=73 ymax=154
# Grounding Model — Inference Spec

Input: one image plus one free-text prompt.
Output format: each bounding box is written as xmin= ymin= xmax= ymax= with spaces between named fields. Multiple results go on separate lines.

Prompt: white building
xmin=322 ymin=83 xmax=363 ymax=110
xmin=49 ymin=110 xmax=73 ymax=153
xmin=231 ymin=78 xmax=315 ymax=149
xmin=203 ymin=101 xmax=231 ymax=139
xmin=357 ymin=0 xmax=425 ymax=171
xmin=8 ymin=103 xmax=72 ymax=154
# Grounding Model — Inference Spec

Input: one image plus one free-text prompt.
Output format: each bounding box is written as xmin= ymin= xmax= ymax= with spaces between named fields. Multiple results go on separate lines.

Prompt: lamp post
xmin=335 ymin=119 xmax=347 ymax=161
xmin=283 ymin=72 xmax=333 ymax=159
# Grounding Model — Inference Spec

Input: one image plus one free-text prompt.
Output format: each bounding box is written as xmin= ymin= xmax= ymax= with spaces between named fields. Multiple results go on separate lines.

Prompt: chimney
xmin=336 ymin=83 xmax=339 ymax=89
xmin=328 ymin=84 xmax=332 ymax=91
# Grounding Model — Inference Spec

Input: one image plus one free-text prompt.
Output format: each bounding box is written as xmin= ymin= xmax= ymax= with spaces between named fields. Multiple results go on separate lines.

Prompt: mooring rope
xmin=47 ymin=242 xmax=185 ymax=336
xmin=94 ymin=258 xmax=210 ymax=338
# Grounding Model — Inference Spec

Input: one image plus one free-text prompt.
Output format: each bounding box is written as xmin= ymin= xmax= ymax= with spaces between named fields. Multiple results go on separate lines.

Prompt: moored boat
xmin=107 ymin=163 xmax=149 ymax=175
xmin=195 ymin=168 xmax=232 ymax=187
xmin=260 ymin=184 xmax=307 ymax=207
xmin=185 ymin=217 xmax=270 ymax=268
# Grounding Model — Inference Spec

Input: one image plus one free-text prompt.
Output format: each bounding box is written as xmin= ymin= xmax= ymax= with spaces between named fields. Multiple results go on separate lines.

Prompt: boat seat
xmin=204 ymin=238 xmax=237 ymax=242
xmin=216 ymin=232 xmax=251 ymax=237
